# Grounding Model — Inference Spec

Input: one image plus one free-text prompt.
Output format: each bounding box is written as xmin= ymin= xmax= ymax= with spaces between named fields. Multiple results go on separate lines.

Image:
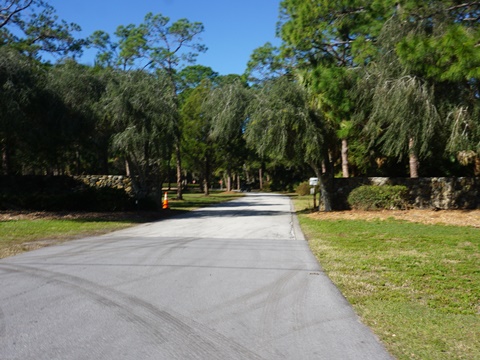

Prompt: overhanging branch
xmin=0 ymin=0 xmax=34 ymax=29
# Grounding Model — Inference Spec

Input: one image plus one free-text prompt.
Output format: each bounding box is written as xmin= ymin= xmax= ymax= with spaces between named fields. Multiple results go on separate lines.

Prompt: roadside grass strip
xmin=0 ymin=219 xmax=132 ymax=258
xmin=298 ymin=215 xmax=479 ymax=360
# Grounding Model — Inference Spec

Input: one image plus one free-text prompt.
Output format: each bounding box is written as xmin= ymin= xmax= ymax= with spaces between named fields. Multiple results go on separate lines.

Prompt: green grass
xmin=0 ymin=219 xmax=134 ymax=258
xmin=0 ymin=191 xmax=243 ymax=259
xmin=167 ymin=190 xmax=242 ymax=210
xmin=293 ymin=196 xmax=479 ymax=359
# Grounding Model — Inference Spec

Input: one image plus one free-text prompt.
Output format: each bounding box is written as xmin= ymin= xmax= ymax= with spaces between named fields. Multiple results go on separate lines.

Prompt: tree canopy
xmin=1 ymin=0 xmax=85 ymax=58
xmin=1 ymin=0 xmax=480 ymax=210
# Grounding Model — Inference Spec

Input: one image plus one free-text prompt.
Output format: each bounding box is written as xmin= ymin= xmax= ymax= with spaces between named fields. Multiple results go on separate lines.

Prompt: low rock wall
xmin=73 ymin=175 xmax=134 ymax=196
xmin=334 ymin=177 xmax=480 ymax=210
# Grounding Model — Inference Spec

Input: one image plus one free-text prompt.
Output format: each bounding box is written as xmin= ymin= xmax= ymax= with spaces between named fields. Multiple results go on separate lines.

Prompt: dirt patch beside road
xmin=3 ymin=209 xmax=479 ymax=228
xmin=0 ymin=210 xmax=167 ymax=222
xmin=307 ymin=209 xmax=480 ymax=228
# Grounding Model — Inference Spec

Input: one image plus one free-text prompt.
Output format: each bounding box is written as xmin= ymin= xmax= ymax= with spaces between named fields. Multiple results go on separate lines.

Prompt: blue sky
xmin=49 ymin=0 xmax=283 ymax=75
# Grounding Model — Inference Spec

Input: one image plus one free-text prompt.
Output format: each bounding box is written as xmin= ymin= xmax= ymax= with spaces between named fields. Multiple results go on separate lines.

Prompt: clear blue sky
xmin=49 ymin=0 xmax=282 ymax=75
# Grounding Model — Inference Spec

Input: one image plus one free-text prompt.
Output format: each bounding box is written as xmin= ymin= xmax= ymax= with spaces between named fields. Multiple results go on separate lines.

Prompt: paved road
xmin=0 ymin=193 xmax=392 ymax=359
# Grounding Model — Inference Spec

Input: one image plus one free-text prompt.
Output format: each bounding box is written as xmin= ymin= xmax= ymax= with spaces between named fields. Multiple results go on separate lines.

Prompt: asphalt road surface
xmin=0 ymin=193 xmax=393 ymax=359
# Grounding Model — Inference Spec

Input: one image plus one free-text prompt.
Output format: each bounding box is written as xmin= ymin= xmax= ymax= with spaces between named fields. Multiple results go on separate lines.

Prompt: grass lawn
xmin=0 ymin=219 xmax=134 ymax=258
xmin=0 ymin=191 xmax=243 ymax=259
xmin=166 ymin=190 xmax=242 ymax=210
xmin=292 ymin=195 xmax=479 ymax=360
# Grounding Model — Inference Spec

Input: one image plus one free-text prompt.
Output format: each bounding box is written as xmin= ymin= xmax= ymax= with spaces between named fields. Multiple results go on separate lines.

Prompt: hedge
xmin=347 ymin=185 xmax=408 ymax=210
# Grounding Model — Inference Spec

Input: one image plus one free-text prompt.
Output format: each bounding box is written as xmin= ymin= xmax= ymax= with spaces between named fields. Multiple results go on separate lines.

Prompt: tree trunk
xmin=169 ymin=71 xmax=183 ymax=200
xmin=259 ymin=167 xmax=263 ymax=190
xmin=312 ymin=159 xmax=333 ymax=212
xmin=341 ymin=138 xmax=349 ymax=178
xmin=319 ymin=173 xmax=333 ymax=211
xmin=244 ymin=166 xmax=250 ymax=183
xmin=125 ymin=159 xmax=131 ymax=177
xmin=203 ymin=156 xmax=210 ymax=196
xmin=409 ymin=137 xmax=419 ymax=178
xmin=321 ymin=161 xmax=326 ymax=174
xmin=1 ymin=141 xmax=11 ymax=175
xmin=175 ymin=143 xmax=183 ymax=200
xmin=227 ymin=171 xmax=232 ymax=192
xmin=75 ymin=150 xmax=81 ymax=175
xmin=226 ymin=165 xmax=232 ymax=192
xmin=203 ymin=178 xmax=209 ymax=195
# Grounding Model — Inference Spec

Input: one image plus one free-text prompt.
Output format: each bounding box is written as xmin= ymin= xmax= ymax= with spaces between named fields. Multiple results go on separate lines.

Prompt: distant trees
xmin=1 ymin=0 xmax=86 ymax=175
xmin=1 ymin=3 xmax=248 ymax=203
xmin=89 ymin=12 xmax=207 ymax=200
xmin=1 ymin=3 xmax=220 ymax=203
xmin=180 ymin=79 xmax=215 ymax=196
xmin=356 ymin=24 xmax=443 ymax=178
xmin=203 ymin=77 xmax=250 ymax=192
xmin=230 ymin=0 xmax=480 ymax=209
xmin=354 ymin=2 xmax=480 ymax=178
xmin=143 ymin=13 xmax=207 ymax=200
xmin=268 ymin=0 xmax=480 ymax=180
xmin=397 ymin=1 xmax=480 ymax=175
xmin=0 ymin=46 xmax=38 ymax=174
xmin=104 ymin=70 xmax=176 ymax=200
xmin=245 ymin=76 xmax=331 ymax=208
xmin=1 ymin=0 xmax=479 ymax=210
xmin=179 ymin=73 xmax=252 ymax=194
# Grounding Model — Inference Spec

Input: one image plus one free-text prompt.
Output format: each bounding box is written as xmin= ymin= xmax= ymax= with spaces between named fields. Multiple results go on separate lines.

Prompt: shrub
xmin=0 ymin=175 xmax=167 ymax=212
xmin=261 ymin=181 xmax=271 ymax=192
xmin=295 ymin=181 xmax=311 ymax=196
xmin=347 ymin=185 xmax=408 ymax=210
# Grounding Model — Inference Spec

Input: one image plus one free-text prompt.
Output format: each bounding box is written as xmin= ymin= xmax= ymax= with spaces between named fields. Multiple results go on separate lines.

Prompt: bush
xmin=347 ymin=185 xmax=408 ymax=210
xmin=295 ymin=181 xmax=311 ymax=196
xmin=0 ymin=175 xmax=147 ymax=212
xmin=262 ymin=180 xmax=271 ymax=192
xmin=0 ymin=187 xmax=138 ymax=212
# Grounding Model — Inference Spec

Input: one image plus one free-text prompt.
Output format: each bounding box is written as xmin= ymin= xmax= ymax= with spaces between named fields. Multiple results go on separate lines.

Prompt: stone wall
xmin=334 ymin=177 xmax=480 ymax=210
xmin=73 ymin=175 xmax=134 ymax=196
